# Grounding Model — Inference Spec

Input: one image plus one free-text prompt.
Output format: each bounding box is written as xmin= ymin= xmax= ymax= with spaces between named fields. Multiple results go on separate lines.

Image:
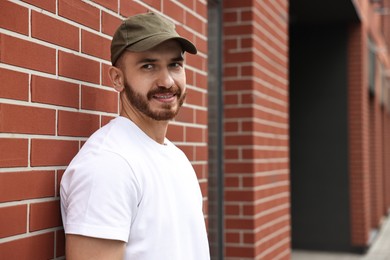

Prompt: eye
xmin=169 ymin=62 xmax=183 ymax=69
xmin=141 ymin=64 xmax=154 ymax=70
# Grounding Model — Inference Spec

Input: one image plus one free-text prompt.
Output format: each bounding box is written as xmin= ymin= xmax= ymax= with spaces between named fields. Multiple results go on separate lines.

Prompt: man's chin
xmin=144 ymin=108 xmax=179 ymax=121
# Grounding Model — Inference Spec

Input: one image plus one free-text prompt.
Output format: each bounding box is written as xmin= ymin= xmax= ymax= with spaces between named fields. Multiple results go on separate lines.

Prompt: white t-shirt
xmin=60 ymin=116 xmax=210 ymax=259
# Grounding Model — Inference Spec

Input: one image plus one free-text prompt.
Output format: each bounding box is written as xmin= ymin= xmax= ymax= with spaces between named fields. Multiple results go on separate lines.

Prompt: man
xmin=60 ymin=12 xmax=210 ymax=259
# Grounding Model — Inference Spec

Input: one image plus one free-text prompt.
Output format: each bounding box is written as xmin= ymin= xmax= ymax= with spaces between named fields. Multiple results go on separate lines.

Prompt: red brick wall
xmin=347 ymin=0 xmax=390 ymax=247
xmin=223 ymin=0 xmax=290 ymax=259
xmin=347 ymin=23 xmax=371 ymax=247
xmin=0 ymin=0 xmax=207 ymax=258
xmin=382 ymin=106 xmax=390 ymax=215
xmin=384 ymin=105 xmax=390 ymax=213
xmin=369 ymin=94 xmax=385 ymax=229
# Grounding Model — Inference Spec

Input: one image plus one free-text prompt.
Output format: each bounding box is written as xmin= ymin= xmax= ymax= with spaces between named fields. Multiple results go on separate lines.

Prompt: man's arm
xmin=66 ymin=234 xmax=126 ymax=260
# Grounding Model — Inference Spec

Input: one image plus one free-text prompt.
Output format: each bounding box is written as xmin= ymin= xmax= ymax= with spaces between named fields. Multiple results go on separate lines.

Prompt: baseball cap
xmin=110 ymin=12 xmax=197 ymax=65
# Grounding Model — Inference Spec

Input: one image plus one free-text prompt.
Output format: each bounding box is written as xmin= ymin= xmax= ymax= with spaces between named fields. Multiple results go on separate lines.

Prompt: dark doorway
xmin=289 ymin=0 xmax=360 ymax=251
xmin=289 ymin=23 xmax=351 ymax=251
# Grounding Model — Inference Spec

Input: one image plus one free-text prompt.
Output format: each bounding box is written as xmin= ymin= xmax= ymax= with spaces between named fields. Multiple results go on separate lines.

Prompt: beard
xmin=123 ymin=79 xmax=186 ymax=121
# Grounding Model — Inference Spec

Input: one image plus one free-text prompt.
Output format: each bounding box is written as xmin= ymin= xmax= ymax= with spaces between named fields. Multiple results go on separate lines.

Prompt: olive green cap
xmin=110 ymin=12 xmax=197 ymax=65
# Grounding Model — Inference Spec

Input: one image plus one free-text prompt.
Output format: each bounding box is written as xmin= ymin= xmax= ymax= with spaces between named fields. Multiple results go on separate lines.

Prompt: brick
xmin=140 ymin=0 xmax=161 ymax=10
xmin=0 ymin=232 xmax=54 ymax=260
xmin=163 ymin=1 xmax=184 ymax=23
xmin=185 ymin=70 xmax=195 ymax=88
xmin=223 ymin=93 xmax=241 ymax=105
xmin=22 ymin=0 xmax=56 ymax=13
xmin=186 ymin=52 xmax=205 ymax=71
xmin=81 ymin=86 xmax=118 ymax=113
xmin=225 ymin=231 xmax=241 ymax=243
xmin=166 ymin=124 xmax=184 ymax=142
xmin=225 ymin=135 xmax=253 ymax=146
xmin=0 ymin=68 xmax=29 ymax=101
xmin=93 ymin=0 xmax=118 ymax=12
xmin=195 ymin=1 xmax=207 ymax=17
xmin=81 ymin=30 xmax=111 ymax=61
xmin=175 ymin=106 xmax=194 ymax=123
xmin=224 ymin=121 xmax=239 ymax=132
xmin=176 ymin=1 xmax=194 ymax=12
xmin=30 ymin=200 xmax=61 ymax=231
xmin=224 ymin=67 xmax=239 ymax=78
xmin=0 ymin=205 xmax=27 ymax=238
xmin=224 ymin=11 xmax=239 ymax=23
xmin=225 ymin=176 xmax=240 ymax=188
xmin=195 ymin=146 xmax=208 ymax=161
xmin=196 ymin=109 xmax=207 ymax=125
xmin=59 ymin=0 xmax=100 ymax=30
xmin=59 ymin=51 xmax=100 ymax=84
xmin=251 ymin=219 xmax=289 ymax=242
xmin=186 ymin=88 xmax=204 ymax=107
xmin=225 ymin=218 xmax=253 ymax=230
xmin=31 ymin=139 xmax=79 ymax=166
xmin=225 ymin=107 xmax=253 ymax=118
xmin=0 ymin=1 xmax=28 ymax=35
xmin=224 ymin=51 xmax=253 ymax=64
xmin=0 ymin=34 xmax=56 ymax=74
xmin=186 ymin=126 xmax=204 ymax=143
xmin=119 ymin=1 xmax=148 ymax=17
xmin=0 ymin=171 xmax=55 ymax=203
xmin=225 ymin=162 xmax=254 ymax=174
xmin=0 ymin=138 xmax=28 ymax=168
xmin=58 ymin=110 xmax=100 ymax=137
xmin=31 ymin=75 xmax=79 ymax=108
xmin=102 ymin=11 xmax=122 ymax=37
xmin=195 ymin=73 xmax=207 ymax=91
xmin=102 ymin=63 xmax=113 ymax=87
xmin=225 ymin=190 xmax=253 ymax=202
xmin=225 ymin=204 xmax=240 ymax=215
xmin=56 ymin=229 xmax=65 ymax=257
xmin=32 ymin=11 xmax=79 ymax=51
xmin=0 ymin=104 xmax=55 ymax=135
xmin=224 ymin=38 xmax=239 ymax=50
xmin=186 ymin=12 xmax=205 ymax=35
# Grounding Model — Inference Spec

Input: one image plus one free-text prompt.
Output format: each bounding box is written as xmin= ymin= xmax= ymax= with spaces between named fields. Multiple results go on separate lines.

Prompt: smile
xmin=153 ymin=94 xmax=174 ymax=99
xmin=152 ymin=93 xmax=177 ymax=103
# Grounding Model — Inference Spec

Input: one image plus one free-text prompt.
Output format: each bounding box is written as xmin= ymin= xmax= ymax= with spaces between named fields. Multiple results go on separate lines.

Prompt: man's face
xmin=119 ymin=40 xmax=187 ymax=121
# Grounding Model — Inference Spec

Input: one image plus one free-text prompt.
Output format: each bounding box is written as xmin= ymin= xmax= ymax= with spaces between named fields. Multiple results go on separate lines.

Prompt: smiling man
xmin=60 ymin=13 xmax=210 ymax=260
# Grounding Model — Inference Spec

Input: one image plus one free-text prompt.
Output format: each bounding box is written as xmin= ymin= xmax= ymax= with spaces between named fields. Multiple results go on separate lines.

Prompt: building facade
xmin=0 ymin=0 xmax=389 ymax=259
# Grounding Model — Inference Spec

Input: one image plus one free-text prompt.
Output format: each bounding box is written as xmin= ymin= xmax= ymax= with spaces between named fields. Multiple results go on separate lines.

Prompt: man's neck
xmin=120 ymin=110 xmax=169 ymax=145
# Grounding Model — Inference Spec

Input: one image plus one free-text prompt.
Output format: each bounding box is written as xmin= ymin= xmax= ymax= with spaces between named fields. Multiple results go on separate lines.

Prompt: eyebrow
xmin=136 ymin=56 xmax=184 ymax=65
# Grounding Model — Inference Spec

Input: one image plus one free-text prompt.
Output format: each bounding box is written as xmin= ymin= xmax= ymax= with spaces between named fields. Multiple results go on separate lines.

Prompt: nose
xmin=156 ymin=68 xmax=174 ymax=88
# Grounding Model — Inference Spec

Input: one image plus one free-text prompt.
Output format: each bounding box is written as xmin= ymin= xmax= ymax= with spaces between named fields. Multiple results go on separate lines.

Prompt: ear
xmin=108 ymin=66 xmax=124 ymax=92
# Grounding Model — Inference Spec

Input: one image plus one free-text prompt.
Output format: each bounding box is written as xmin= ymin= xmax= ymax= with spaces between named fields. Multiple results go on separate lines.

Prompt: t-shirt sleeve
xmin=61 ymin=150 xmax=140 ymax=242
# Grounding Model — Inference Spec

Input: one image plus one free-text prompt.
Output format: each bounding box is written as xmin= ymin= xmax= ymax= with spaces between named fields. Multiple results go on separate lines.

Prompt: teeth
xmin=155 ymin=94 xmax=173 ymax=99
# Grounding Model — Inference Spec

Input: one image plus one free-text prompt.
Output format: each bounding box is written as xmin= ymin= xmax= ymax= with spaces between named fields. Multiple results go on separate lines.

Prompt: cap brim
xmin=126 ymin=34 xmax=197 ymax=54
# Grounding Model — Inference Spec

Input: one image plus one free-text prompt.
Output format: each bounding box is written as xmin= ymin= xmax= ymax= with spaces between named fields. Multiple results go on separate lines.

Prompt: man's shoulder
xmin=81 ymin=117 xmax=140 ymax=153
